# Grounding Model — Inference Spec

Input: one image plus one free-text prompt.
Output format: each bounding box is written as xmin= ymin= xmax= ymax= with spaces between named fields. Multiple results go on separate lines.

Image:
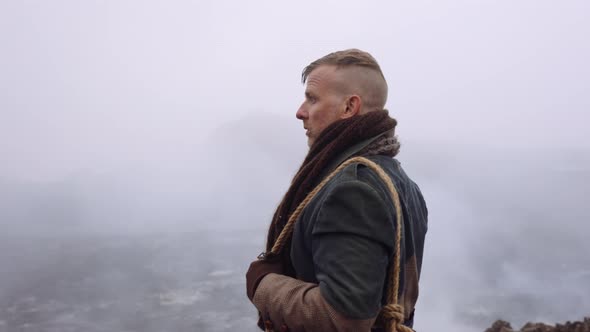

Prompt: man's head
xmin=296 ymin=49 xmax=388 ymax=147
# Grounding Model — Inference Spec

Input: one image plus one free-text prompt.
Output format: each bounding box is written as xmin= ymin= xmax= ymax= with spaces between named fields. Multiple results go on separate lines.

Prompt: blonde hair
xmin=302 ymin=49 xmax=388 ymax=111
xmin=302 ymin=49 xmax=386 ymax=83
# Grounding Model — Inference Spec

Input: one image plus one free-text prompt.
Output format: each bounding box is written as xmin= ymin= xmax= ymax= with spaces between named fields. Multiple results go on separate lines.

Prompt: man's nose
xmin=296 ymin=104 xmax=307 ymax=120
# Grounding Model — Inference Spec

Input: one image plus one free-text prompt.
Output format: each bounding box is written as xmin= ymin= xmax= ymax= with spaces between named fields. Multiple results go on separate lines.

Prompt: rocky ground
xmin=0 ymin=231 xmax=263 ymax=332
xmin=486 ymin=318 xmax=590 ymax=332
xmin=1 ymin=230 xmax=588 ymax=332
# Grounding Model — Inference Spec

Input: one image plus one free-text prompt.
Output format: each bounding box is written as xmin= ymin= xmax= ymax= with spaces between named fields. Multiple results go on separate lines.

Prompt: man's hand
xmin=246 ymin=253 xmax=284 ymax=301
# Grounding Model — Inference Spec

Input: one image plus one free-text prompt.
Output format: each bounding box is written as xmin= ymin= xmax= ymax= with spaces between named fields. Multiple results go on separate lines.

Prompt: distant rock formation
xmin=485 ymin=317 xmax=590 ymax=332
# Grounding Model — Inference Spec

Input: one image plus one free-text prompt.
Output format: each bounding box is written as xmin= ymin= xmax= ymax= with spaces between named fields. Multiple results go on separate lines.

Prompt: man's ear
xmin=341 ymin=95 xmax=362 ymax=119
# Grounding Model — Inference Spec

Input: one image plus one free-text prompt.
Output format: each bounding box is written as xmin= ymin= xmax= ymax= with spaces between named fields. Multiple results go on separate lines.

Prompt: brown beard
xmin=265 ymin=109 xmax=399 ymax=277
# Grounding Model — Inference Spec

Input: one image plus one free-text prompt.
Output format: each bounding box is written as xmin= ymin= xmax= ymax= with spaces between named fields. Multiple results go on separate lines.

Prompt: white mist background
xmin=1 ymin=1 xmax=589 ymax=331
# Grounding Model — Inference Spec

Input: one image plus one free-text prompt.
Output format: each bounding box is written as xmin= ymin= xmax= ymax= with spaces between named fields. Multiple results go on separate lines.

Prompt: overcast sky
xmin=1 ymin=1 xmax=589 ymax=330
xmin=1 ymin=0 xmax=588 ymax=182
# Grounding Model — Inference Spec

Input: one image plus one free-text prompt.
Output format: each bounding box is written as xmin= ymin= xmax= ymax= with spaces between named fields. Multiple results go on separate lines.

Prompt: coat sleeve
xmin=253 ymin=274 xmax=376 ymax=331
xmin=252 ymin=179 xmax=395 ymax=331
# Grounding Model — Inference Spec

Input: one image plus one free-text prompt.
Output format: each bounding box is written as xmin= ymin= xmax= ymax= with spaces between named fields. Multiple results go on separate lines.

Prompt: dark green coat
xmin=290 ymin=134 xmax=428 ymax=328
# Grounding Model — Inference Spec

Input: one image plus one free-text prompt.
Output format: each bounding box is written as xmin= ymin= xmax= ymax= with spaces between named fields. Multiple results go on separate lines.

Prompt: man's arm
xmin=251 ymin=179 xmax=395 ymax=331
xmin=253 ymin=273 xmax=375 ymax=331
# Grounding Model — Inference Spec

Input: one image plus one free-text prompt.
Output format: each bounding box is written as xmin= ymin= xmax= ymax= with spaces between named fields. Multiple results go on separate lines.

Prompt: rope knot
xmin=380 ymin=304 xmax=414 ymax=332
xmin=381 ymin=304 xmax=405 ymax=324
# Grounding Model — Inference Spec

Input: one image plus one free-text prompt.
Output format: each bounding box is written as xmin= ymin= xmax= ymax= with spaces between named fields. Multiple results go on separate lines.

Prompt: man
xmin=246 ymin=49 xmax=428 ymax=331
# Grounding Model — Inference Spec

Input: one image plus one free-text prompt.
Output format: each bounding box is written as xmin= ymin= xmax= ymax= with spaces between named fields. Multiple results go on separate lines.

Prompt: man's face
xmin=296 ymin=65 xmax=347 ymax=147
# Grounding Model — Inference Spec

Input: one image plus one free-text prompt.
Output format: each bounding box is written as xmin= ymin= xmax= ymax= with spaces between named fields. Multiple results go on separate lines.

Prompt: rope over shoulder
xmin=266 ymin=156 xmax=412 ymax=332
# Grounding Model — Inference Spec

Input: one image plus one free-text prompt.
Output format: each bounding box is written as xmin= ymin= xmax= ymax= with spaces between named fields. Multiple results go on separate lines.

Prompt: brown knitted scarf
xmin=265 ymin=109 xmax=399 ymax=277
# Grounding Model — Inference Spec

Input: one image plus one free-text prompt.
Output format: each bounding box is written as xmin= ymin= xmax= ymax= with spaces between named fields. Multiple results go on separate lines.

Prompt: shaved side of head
xmin=302 ymin=49 xmax=389 ymax=114
xmin=332 ymin=66 xmax=388 ymax=114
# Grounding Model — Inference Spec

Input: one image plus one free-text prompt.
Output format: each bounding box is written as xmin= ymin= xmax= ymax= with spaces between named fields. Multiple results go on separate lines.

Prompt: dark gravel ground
xmin=0 ymin=231 xmax=262 ymax=332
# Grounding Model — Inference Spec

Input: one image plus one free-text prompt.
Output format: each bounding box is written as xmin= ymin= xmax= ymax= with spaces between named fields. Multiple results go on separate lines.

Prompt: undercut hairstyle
xmin=302 ymin=49 xmax=389 ymax=112
xmin=301 ymin=49 xmax=386 ymax=84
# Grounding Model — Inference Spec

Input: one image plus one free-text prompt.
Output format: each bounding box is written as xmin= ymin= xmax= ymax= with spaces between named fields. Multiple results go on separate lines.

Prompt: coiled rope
xmin=267 ymin=156 xmax=413 ymax=332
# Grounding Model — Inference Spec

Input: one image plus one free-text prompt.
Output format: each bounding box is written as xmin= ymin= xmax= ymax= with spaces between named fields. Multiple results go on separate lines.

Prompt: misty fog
xmin=1 ymin=1 xmax=589 ymax=331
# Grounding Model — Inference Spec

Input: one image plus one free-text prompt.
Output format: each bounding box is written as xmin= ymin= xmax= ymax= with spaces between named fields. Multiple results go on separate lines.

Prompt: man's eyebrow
xmin=305 ymin=91 xmax=314 ymax=98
